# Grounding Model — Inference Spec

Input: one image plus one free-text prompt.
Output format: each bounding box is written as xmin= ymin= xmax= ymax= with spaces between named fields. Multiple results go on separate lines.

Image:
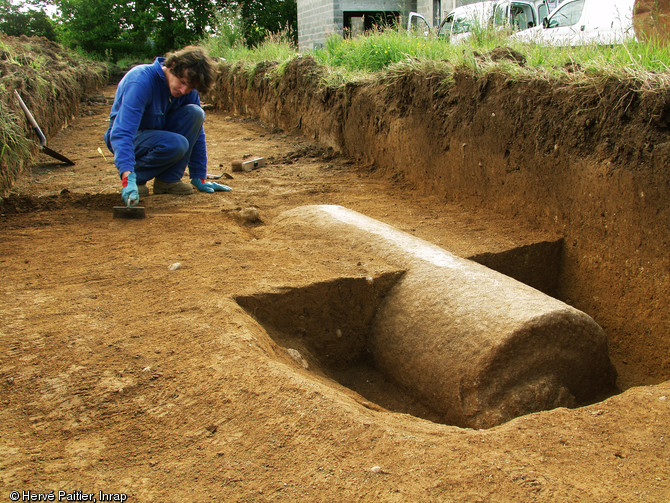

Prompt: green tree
xmin=146 ymin=0 xmax=219 ymax=55
xmin=54 ymin=0 xmax=153 ymax=59
xmin=6 ymin=0 xmax=298 ymax=59
xmin=0 ymin=0 xmax=57 ymax=40
xmin=50 ymin=0 xmax=229 ymax=59
xmin=239 ymin=0 xmax=296 ymax=47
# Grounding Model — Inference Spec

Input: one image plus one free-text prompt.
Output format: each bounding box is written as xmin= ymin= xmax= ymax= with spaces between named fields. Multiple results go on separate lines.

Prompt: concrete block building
xmin=297 ymin=0 xmax=461 ymax=51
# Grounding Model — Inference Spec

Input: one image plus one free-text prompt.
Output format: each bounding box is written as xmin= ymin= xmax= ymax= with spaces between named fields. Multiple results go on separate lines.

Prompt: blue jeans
xmin=105 ymin=104 xmax=205 ymax=184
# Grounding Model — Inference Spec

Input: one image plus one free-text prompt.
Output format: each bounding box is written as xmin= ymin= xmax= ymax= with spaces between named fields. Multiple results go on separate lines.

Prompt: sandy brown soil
xmin=1 ymin=80 xmax=669 ymax=502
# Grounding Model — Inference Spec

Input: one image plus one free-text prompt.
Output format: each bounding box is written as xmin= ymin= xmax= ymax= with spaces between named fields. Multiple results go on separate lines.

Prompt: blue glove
xmin=121 ymin=172 xmax=139 ymax=207
xmin=191 ymin=178 xmax=232 ymax=193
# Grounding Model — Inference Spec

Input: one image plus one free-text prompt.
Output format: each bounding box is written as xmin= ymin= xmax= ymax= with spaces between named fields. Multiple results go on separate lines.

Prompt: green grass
xmin=203 ymin=35 xmax=296 ymax=64
xmin=0 ymin=40 xmax=33 ymax=192
xmin=201 ymin=21 xmax=670 ymax=89
xmin=201 ymin=12 xmax=296 ymax=65
xmin=312 ymin=29 xmax=447 ymax=72
xmin=0 ymin=99 xmax=34 ymax=192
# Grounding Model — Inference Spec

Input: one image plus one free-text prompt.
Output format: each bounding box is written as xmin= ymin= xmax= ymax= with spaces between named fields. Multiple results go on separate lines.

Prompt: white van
xmin=512 ymin=0 xmax=636 ymax=45
xmin=436 ymin=1 xmax=497 ymax=43
xmin=492 ymin=0 xmax=552 ymax=31
xmin=407 ymin=11 xmax=433 ymax=37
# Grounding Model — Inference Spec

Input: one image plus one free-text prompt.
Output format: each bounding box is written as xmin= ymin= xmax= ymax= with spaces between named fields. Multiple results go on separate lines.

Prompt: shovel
xmin=15 ymin=90 xmax=75 ymax=165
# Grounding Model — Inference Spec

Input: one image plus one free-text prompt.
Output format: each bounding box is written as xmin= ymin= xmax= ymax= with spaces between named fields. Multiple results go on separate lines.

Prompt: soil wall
xmin=0 ymin=35 xmax=107 ymax=194
xmin=210 ymin=57 xmax=670 ymax=387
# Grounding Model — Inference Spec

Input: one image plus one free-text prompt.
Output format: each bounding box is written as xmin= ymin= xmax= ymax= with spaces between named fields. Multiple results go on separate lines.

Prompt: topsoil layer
xmin=1 ymin=36 xmax=668 ymax=501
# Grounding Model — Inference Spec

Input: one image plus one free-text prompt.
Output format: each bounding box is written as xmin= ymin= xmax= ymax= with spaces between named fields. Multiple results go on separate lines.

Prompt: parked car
xmin=511 ymin=0 xmax=636 ymax=45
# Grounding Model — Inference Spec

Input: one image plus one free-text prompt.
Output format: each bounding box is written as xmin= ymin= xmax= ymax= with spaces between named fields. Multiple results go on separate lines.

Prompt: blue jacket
xmin=106 ymin=57 xmax=207 ymax=179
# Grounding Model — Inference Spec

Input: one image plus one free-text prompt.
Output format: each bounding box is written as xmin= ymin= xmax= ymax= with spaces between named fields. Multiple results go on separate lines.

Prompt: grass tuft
xmin=0 ymin=99 xmax=33 ymax=194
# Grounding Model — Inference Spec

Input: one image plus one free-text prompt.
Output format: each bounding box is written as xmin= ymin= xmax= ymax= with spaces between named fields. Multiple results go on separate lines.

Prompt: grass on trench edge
xmin=201 ymin=23 xmax=670 ymax=92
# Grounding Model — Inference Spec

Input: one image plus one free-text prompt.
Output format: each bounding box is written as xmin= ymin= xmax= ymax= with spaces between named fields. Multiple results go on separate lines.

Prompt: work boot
xmin=153 ymin=179 xmax=194 ymax=195
xmin=138 ymin=184 xmax=149 ymax=197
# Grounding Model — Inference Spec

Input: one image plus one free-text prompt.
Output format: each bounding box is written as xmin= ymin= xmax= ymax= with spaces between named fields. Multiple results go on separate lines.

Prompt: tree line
xmin=0 ymin=0 xmax=297 ymax=60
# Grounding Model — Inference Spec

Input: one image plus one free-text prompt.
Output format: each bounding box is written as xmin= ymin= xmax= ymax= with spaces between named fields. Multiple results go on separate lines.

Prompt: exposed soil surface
xmin=1 ymin=36 xmax=669 ymax=502
xmin=1 ymin=82 xmax=669 ymax=502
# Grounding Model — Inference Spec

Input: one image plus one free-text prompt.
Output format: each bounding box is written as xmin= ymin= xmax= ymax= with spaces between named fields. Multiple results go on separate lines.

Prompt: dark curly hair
xmin=164 ymin=46 xmax=216 ymax=94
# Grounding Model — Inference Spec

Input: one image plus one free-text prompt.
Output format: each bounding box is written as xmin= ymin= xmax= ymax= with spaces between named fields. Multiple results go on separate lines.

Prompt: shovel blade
xmin=42 ymin=146 xmax=75 ymax=166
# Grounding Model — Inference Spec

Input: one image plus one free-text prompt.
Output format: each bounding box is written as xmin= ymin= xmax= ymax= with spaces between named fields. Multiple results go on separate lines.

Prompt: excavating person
xmin=104 ymin=45 xmax=230 ymax=207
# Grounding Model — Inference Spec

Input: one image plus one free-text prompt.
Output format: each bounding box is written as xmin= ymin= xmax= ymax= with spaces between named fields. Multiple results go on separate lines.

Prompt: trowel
xmin=113 ymin=203 xmax=146 ymax=219
xmin=15 ymin=90 xmax=75 ymax=165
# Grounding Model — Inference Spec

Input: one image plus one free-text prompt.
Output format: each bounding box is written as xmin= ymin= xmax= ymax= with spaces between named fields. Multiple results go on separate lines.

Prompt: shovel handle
xmin=15 ymin=90 xmax=47 ymax=147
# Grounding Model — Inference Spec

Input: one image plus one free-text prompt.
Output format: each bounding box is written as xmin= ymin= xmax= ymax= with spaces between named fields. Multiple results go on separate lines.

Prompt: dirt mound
xmin=480 ymin=46 xmax=526 ymax=65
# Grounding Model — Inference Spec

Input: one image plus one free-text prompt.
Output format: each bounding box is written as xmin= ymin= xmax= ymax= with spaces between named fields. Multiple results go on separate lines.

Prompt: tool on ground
xmin=114 ymin=172 xmax=145 ymax=218
xmin=14 ymin=90 xmax=75 ymax=165
xmin=232 ymin=156 xmax=266 ymax=172
xmin=207 ymin=172 xmax=234 ymax=180
xmin=113 ymin=204 xmax=146 ymax=219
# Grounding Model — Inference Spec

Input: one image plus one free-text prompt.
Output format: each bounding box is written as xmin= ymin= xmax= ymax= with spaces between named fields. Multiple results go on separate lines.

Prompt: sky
xmin=10 ymin=0 xmax=59 ymax=17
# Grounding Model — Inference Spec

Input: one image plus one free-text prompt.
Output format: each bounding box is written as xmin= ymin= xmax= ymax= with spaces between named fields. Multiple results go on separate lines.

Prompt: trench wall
xmin=0 ymin=35 xmax=107 ymax=195
xmin=210 ymin=57 xmax=669 ymax=387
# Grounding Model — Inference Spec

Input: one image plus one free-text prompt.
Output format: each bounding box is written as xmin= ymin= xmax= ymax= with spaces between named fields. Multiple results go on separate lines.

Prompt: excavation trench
xmin=2 ymin=38 xmax=669 ymax=499
xmin=236 ymin=205 xmax=618 ymax=429
xmin=213 ymin=58 xmax=670 ymax=389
